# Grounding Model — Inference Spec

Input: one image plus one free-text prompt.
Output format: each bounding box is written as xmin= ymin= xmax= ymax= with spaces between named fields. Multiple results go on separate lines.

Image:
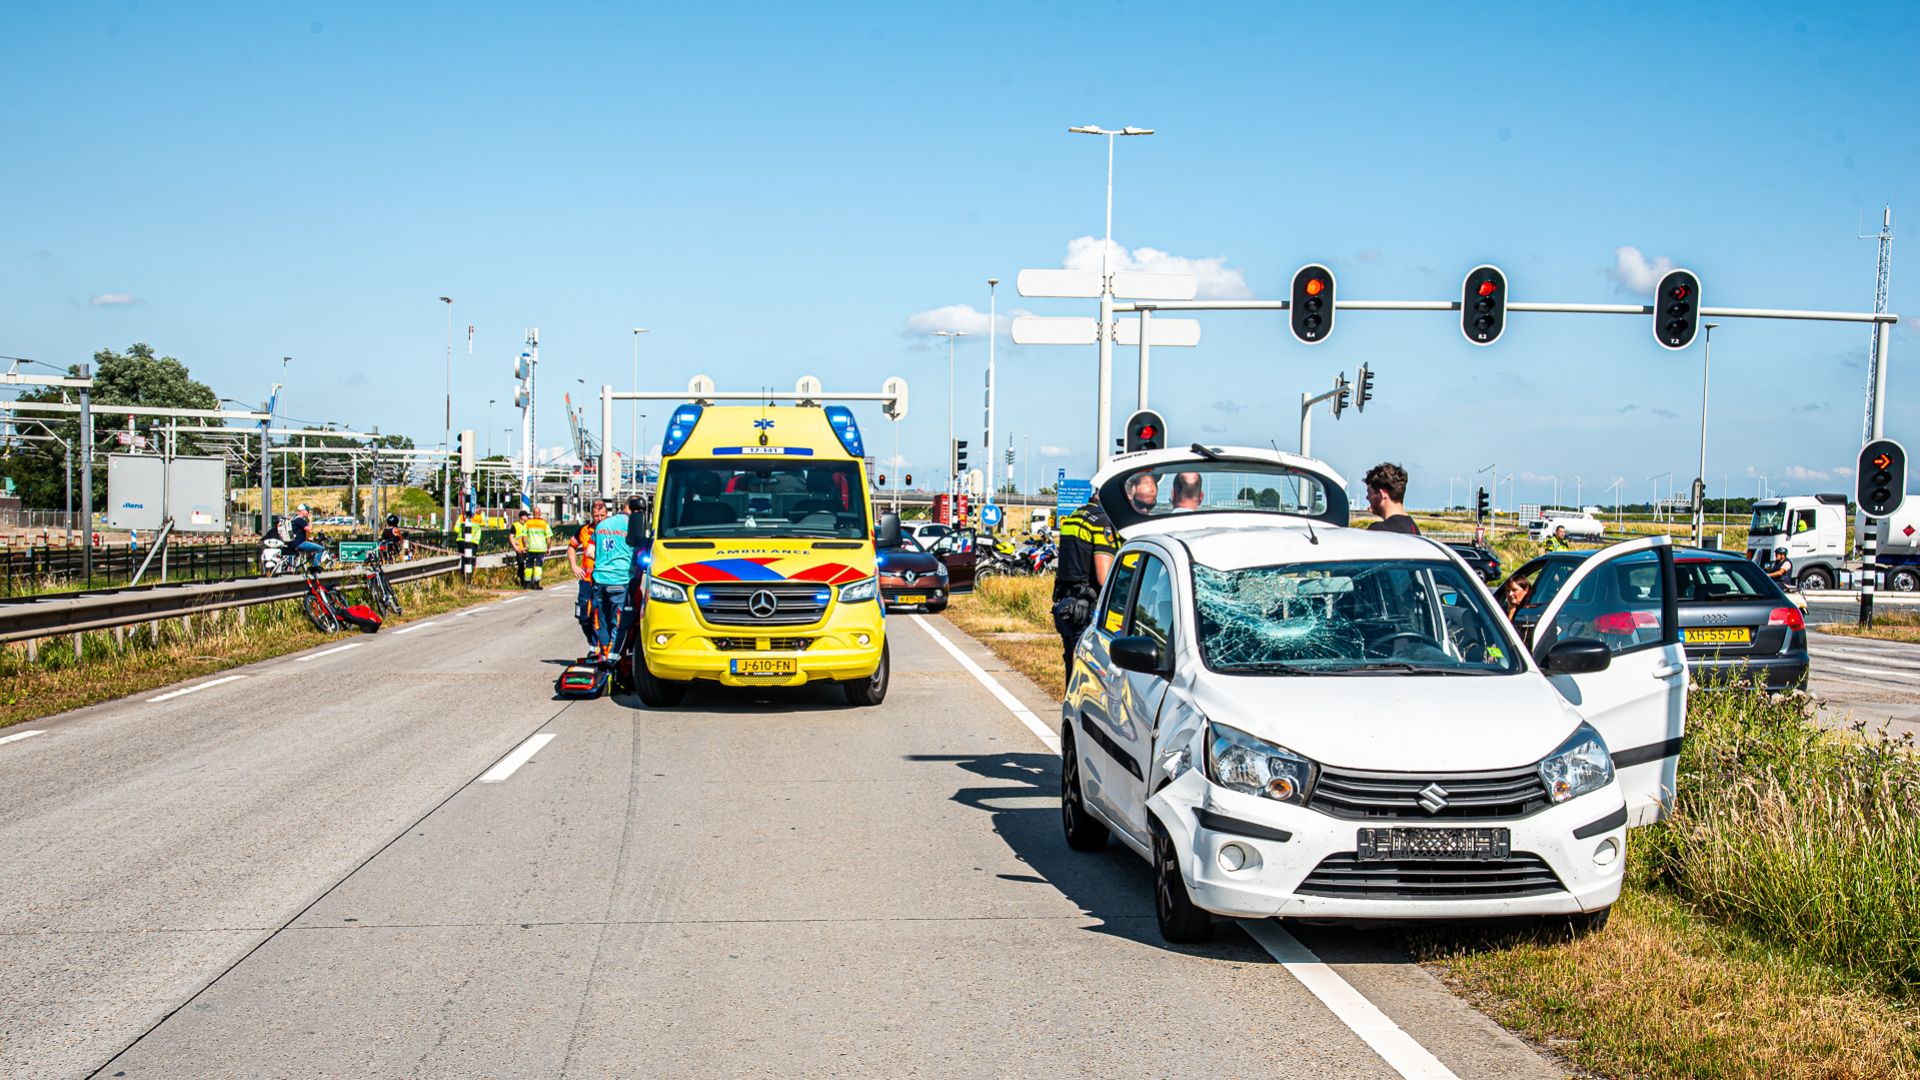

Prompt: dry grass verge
xmin=0 ymin=566 xmax=522 ymax=728
xmin=1820 ymin=608 xmax=1920 ymax=643
xmin=946 ymin=580 xmax=1920 ymax=1078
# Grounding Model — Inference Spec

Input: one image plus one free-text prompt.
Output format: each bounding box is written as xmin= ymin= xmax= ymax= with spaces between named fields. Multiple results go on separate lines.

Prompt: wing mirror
xmin=876 ymin=512 xmax=903 ymax=549
xmin=1541 ymin=639 xmax=1611 ymax=675
xmin=1110 ymin=635 xmax=1169 ymax=677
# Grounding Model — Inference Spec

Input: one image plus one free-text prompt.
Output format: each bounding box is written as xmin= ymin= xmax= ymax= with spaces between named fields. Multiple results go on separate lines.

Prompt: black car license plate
xmin=1356 ymin=827 xmax=1510 ymax=862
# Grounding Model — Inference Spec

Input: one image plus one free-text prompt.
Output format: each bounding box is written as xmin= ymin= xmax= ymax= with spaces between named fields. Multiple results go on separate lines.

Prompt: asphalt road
xmin=1 ymin=586 xmax=1559 ymax=1079
xmin=1807 ymin=630 xmax=1920 ymax=737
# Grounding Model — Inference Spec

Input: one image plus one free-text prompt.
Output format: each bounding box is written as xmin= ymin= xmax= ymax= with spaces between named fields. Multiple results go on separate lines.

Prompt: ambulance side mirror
xmin=876 ymin=512 xmax=903 ymax=549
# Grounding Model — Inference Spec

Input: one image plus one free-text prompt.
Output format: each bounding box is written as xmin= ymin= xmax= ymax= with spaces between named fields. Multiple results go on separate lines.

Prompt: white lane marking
xmin=1837 ymin=664 xmax=1920 ymax=682
xmin=479 ymin=732 xmax=556 ymax=783
xmin=1240 ymin=921 xmax=1458 ymax=1079
xmin=909 ymin=616 xmax=1058 ymax=753
xmin=294 ymin=643 xmax=363 ymax=662
xmin=0 ymin=730 xmax=47 ymax=747
xmin=499 ymin=597 xmax=524 ymax=606
xmin=914 ymin=612 xmax=1459 ymax=1079
xmin=148 ymin=674 xmax=247 ymax=702
xmin=1812 ymin=648 xmax=1920 ymax=670
xmin=392 ymin=621 xmax=440 ymax=635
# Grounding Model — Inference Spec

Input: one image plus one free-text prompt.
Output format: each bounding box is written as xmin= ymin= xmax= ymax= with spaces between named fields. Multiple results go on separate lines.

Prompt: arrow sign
xmin=1875 ymin=453 xmax=1893 ymax=470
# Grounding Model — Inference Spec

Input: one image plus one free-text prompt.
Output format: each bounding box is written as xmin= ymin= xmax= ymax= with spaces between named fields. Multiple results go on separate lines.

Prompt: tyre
xmin=634 ymin=658 xmax=688 ymax=708
xmin=377 ymin=571 xmax=404 ymax=616
xmin=1151 ymin=818 xmax=1212 ymax=944
xmin=1891 ymin=568 xmax=1920 ymax=593
xmin=1546 ymin=906 xmax=1611 ymax=939
xmin=1797 ymin=566 xmax=1834 ymax=591
xmin=1060 ymin=736 xmax=1110 ymax=852
xmin=303 ymin=591 xmax=339 ymax=633
xmin=844 ymin=640 xmax=890 ymax=706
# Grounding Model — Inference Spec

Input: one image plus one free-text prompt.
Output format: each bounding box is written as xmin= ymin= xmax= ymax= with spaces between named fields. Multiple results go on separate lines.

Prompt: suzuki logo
xmin=748 ymin=590 xmax=780 ymax=618
xmin=1416 ymin=782 xmax=1451 ymax=814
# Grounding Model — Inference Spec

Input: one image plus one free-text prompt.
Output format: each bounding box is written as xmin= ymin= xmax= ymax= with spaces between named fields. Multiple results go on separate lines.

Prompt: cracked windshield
xmin=656 ymin=461 xmax=868 ymax=540
xmin=1194 ymin=559 xmax=1520 ymax=674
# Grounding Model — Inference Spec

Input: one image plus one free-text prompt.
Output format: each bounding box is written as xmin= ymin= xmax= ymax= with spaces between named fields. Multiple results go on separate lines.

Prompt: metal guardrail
xmin=0 ymin=555 xmax=463 ymax=645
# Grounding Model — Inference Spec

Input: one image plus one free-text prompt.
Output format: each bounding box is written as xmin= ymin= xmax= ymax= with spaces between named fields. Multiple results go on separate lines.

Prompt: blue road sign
xmin=1055 ymin=479 xmax=1094 ymax=510
xmin=980 ymin=503 xmax=1004 ymax=528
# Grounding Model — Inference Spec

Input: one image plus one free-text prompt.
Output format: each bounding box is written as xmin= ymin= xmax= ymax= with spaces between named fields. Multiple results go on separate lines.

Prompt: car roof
xmin=1126 ymin=518 xmax=1454 ymax=571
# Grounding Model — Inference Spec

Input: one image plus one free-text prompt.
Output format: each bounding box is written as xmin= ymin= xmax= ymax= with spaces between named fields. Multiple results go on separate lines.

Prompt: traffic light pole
xmin=1297 ymin=380 xmax=1348 ymax=458
xmin=1861 ymin=518 xmax=1879 ymax=627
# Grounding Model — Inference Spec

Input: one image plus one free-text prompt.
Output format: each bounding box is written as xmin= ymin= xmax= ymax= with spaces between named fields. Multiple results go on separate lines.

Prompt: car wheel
xmin=1060 ymin=736 xmax=1110 ymax=852
xmin=1151 ymin=818 xmax=1213 ymax=944
xmin=1553 ymin=906 xmax=1611 ymax=939
xmin=844 ymin=640 xmax=889 ymax=706
xmin=1797 ymin=567 xmax=1834 ymax=591
xmin=928 ymin=600 xmax=949 ymax=613
xmin=1891 ymin=568 xmax=1920 ymax=593
xmin=634 ymin=658 xmax=688 ymax=709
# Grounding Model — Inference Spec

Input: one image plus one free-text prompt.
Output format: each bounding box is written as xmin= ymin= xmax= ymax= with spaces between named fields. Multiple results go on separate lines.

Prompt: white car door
xmin=1531 ymin=535 xmax=1688 ymax=826
xmin=1097 ymin=550 xmax=1179 ymax=841
xmin=1073 ymin=551 xmax=1142 ymax=828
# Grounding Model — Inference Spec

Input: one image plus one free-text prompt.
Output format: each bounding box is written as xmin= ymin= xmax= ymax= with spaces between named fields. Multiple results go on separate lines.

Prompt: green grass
xmin=0 ymin=565 xmax=522 ymax=728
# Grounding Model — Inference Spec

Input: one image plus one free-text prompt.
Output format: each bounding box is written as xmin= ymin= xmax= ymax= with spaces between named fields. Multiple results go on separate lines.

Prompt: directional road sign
xmin=980 ymin=503 xmax=1003 ymax=529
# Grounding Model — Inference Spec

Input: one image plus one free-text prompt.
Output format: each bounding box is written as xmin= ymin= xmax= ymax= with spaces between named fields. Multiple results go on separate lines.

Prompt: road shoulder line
xmin=910 ymin=613 xmax=1462 ymax=1080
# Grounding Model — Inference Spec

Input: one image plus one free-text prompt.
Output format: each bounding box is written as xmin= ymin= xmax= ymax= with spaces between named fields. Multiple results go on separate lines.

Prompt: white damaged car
xmin=1059 ymin=447 xmax=1687 ymax=942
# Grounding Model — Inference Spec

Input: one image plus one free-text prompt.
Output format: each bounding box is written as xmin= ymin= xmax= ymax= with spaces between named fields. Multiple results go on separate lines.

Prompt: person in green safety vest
xmin=1544 ymin=524 xmax=1573 ymax=552
xmin=520 ymin=509 xmax=553 ymax=588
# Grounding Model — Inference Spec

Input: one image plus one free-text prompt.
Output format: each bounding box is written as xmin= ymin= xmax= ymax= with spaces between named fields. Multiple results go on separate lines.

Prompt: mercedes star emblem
xmin=748 ymin=590 xmax=780 ymax=618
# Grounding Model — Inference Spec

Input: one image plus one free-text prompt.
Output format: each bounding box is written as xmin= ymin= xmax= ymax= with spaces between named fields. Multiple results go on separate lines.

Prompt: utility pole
xmin=1068 ymin=123 xmax=1154 ymax=466
xmin=1694 ymin=322 xmax=1720 ymax=545
xmin=985 ymin=278 xmax=998 ymax=504
xmin=78 ymin=363 xmax=93 ymax=581
xmin=1861 ymin=205 xmax=1895 ymax=444
xmin=439 ymin=296 xmax=453 ymax=532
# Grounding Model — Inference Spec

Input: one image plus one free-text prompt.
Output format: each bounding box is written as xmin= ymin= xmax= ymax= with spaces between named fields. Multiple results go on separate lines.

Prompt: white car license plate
xmin=1356 ymin=827 xmax=1510 ymax=862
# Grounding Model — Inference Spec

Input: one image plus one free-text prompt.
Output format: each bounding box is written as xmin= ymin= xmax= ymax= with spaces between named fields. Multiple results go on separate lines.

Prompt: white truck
xmin=1745 ymin=493 xmax=1920 ymax=591
xmin=1526 ymin=507 xmax=1606 ymax=542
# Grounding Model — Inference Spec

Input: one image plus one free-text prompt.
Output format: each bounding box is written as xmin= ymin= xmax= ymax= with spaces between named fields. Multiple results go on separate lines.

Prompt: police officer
xmin=456 ymin=510 xmax=483 ymax=582
xmin=1052 ymin=496 xmax=1115 ymax=674
xmin=1545 ymin=524 xmax=1572 ymax=552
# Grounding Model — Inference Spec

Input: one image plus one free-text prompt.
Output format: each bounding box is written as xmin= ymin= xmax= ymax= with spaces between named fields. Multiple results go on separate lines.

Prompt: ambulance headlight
xmin=647 ymin=578 xmax=688 ymax=604
xmin=838 ymin=577 xmax=878 ymax=603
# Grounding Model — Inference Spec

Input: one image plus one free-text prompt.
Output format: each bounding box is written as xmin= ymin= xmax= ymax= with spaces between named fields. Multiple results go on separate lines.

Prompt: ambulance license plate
xmin=731 ymin=657 xmax=797 ymax=676
xmin=1356 ymin=827 xmax=1510 ymax=862
xmin=1681 ymin=627 xmax=1751 ymax=644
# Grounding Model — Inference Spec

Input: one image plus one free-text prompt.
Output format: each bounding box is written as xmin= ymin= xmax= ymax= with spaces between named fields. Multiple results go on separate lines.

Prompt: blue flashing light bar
xmin=823 ymin=405 xmax=864 ymax=459
xmin=661 ymin=404 xmax=703 ymax=456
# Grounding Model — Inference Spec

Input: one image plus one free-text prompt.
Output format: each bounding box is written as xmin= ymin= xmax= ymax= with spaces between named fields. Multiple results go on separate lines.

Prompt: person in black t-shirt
xmin=1364 ymin=462 xmax=1420 ymax=535
xmin=1052 ymin=500 xmax=1116 ymax=673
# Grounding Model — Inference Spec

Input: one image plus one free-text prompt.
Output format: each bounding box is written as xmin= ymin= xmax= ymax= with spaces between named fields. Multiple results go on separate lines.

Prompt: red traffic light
xmin=1138 ymin=425 xmax=1157 ymax=440
xmin=1304 ymin=278 xmax=1326 ymax=297
xmin=1477 ymin=280 xmax=1497 ymax=297
xmin=1669 ymin=283 xmax=1690 ymax=300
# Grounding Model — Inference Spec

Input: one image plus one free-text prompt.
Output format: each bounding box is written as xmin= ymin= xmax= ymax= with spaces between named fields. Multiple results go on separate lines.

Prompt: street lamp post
xmin=1069 ymin=123 xmax=1154 ymax=466
xmin=438 ymin=296 xmax=453 ymax=532
xmin=487 ymin=399 xmax=496 ymax=458
xmin=931 ymin=330 xmax=970 ymax=498
xmin=631 ymin=328 xmax=649 ymax=489
xmin=985 ymin=278 xmax=998 ymax=504
xmin=1693 ymin=322 xmax=1720 ymax=545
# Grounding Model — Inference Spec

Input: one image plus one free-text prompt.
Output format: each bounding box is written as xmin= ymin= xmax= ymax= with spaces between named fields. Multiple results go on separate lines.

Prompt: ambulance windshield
xmin=657 ymin=461 xmax=869 ymax=540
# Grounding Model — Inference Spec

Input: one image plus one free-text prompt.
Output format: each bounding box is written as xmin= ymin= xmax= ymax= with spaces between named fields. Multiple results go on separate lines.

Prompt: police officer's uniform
xmin=1052 ymin=499 xmax=1116 ymax=673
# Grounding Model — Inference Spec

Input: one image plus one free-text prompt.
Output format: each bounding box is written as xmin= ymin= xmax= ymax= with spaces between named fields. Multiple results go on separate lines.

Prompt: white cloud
xmin=1037 ymin=444 xmax=1074 ymax=458
xmin=89 ymin=293 xmax=140 ymax=307
xmin=901 ymin=302 xmax=1029 ymax=340
xmin=1607 ymin=246 xmax=1672 ymax=294
xmin=1836 ymin=465 xmax=1855 ymax=477
xmin=1782 ymin=465 xmax=1830 ymax=482
xmin=1062 ymin=236 xmax=1253 ymax=300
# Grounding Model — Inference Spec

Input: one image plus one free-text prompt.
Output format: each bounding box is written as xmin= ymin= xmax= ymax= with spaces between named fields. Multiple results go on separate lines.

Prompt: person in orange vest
xmin=566 ymin=501 xmax=609 ymax=654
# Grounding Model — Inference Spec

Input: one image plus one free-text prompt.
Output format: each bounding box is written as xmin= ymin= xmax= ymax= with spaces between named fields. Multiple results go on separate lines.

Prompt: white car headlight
xmin=1205 ymin=721 xmax=1316 ymax=806
xmin=838 ymin=577 xmax=878 ymax=603
xmin=647 ymin=578 xmax=688 ymax=604
xmin=1538 ymin=723 xmax=1614 ymax=804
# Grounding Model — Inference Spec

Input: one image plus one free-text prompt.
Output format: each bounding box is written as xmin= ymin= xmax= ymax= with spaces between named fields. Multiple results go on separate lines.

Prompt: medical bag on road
xmin=555 ymin=662 xmax=609 ymax=699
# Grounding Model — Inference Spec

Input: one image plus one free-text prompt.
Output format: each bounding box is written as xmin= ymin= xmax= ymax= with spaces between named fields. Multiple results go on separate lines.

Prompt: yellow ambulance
xmin=631 ymin=402 xmax=896 ymax=707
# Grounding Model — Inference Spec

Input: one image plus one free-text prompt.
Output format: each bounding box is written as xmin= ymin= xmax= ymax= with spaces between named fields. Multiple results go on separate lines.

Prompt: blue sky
xmin=4 ymin=1 xmax=1917 ymax=509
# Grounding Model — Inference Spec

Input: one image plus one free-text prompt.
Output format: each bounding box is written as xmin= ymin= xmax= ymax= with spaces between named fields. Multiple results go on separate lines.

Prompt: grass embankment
xmin=948 ymin=577 xmax=1920 ymax=1078
xmin=1820 ymin=608 xmax=1920 ymax=644
xmin=0 ymin=565 xmax=522 ymax=729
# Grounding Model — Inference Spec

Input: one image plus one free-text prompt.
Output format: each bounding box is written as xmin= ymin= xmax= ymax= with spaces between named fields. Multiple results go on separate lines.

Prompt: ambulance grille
xmin=694 ymin=582 xmax=831 ymax=626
